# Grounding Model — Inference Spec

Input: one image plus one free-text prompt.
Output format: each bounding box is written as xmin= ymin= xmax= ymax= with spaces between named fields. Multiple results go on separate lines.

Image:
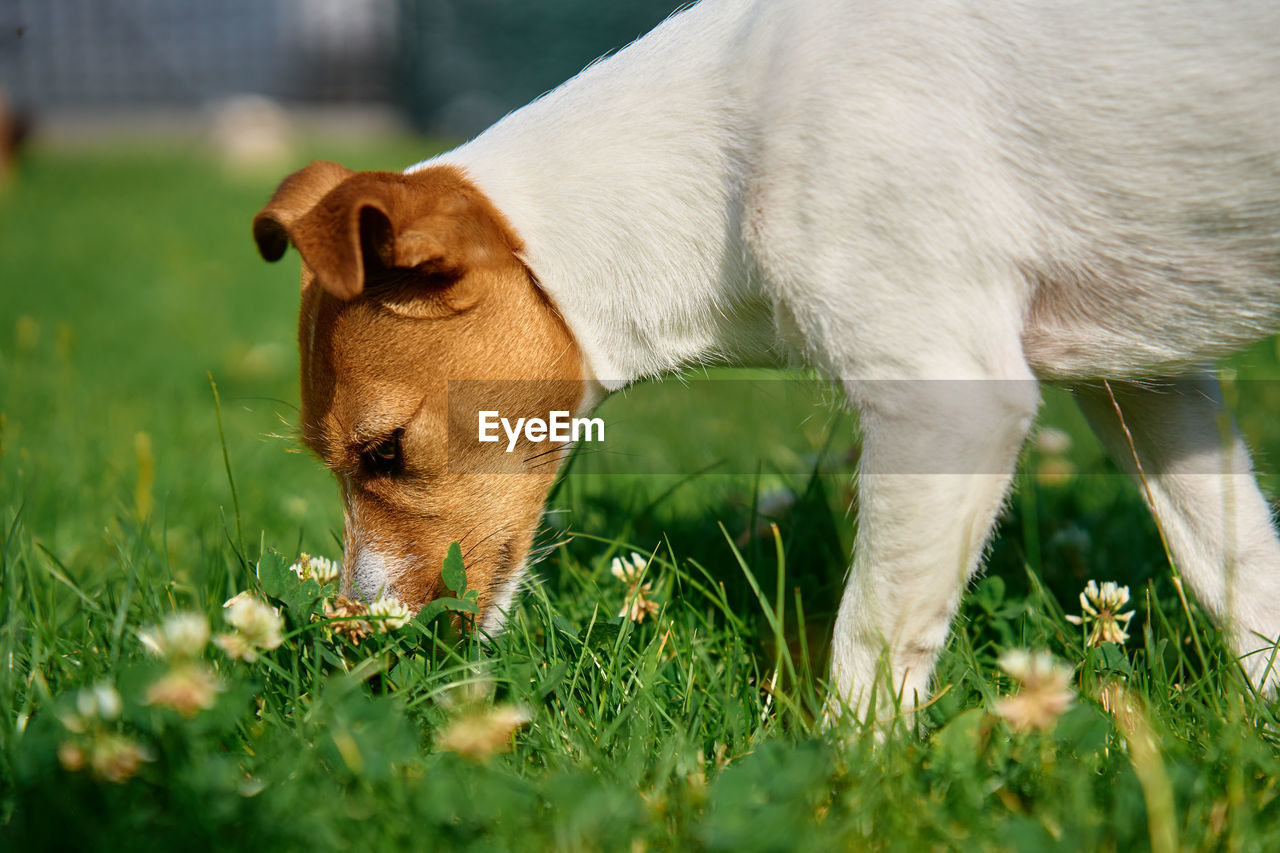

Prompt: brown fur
xmin=254 ymin=162 xmax=583 ymax=612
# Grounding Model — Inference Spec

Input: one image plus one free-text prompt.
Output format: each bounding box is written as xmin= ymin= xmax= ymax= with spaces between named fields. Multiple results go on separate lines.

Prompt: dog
xmin=253 ymin=0 xmax=1280 ymax=720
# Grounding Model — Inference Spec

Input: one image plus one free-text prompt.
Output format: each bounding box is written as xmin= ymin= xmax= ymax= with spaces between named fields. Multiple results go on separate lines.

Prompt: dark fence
xmin=0 ymin=0 xmax=394 ymax=106
xmin=395 ymin=0 xmax=684 ymax=134
xmin=0 ymin=0 xmax=685 ymax=135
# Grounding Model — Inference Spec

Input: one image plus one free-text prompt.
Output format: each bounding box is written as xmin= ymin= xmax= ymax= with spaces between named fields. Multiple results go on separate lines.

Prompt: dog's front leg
xmin=827 ymin=376 xmax=1040 ymax=727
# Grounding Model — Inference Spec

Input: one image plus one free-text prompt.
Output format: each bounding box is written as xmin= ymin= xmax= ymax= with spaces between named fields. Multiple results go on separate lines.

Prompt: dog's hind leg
xmin=1073 ymin=375 xmax=1280 ymax=693
xmin=828 ymin=368 xmax=1040 ymax=726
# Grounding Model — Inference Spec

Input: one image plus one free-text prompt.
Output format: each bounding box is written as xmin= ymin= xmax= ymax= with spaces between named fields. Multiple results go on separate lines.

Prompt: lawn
xmin=2 ymin=139 xmax=1279 ymax=851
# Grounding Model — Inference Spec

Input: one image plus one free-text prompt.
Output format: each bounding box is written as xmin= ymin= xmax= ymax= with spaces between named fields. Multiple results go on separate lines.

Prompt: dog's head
xmin=253 ymin=161 xmax=584 ymax=628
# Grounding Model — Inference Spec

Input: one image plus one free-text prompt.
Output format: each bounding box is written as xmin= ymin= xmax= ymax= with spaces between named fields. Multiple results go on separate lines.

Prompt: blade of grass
xmin=209 ymin=372 xmax=245 ymax=562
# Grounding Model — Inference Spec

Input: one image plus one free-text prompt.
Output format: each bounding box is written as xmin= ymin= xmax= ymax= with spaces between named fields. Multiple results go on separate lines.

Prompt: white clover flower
xmin=73 ymin=688 xmax=96 ymax=722
xmin=619 ymin=583 xmax=660 ymax=623
xmin=145 ymin=664 xmax=222 ymax=717
xmin=214 ymin=631 xmax=258 ymax=663
xmin=1033 ymin=427 xmax=1077 ymax=486
xmin=1034 ymin=427 xmax=1073 ymax=456
xmin=216 ymin=594 xmax=284 ymax=662
xmin=92 ymin=682 xmax=123 ymax=721
xmin=139 ymin=612 xmax=210 ymax=660
xmin=223 ymin=595 xmax=284 ymax=648
xmin=61 ymin=682 xmax=123 ymax=735
xmin=608 ymin=551 xmax=659 ymax=622
xmin=367 ymin=596 xmax=413 ymax=632
xmin=289 ymin=552 xmax=341 ymax=585
xmin=308 ymin=555 xmax=341 ymax=585
xmin=322 ymin=594 xmax=373 ymax=645
xmin=58 ymin=741 xmax=86 ymax=772
xmin=1066 ymin=580 xmax=1135 ymax=647
xmin=61 ymin=733 xmax=149 ymax=783
xmin=89 ymin=734 xmax=151 ymax=784
xmin=1035 ymin=456 xmax=1077 ymax=487
xmin=994 ymin=649 xmax=1075 ymax=733
xmin=74 ymin=682 xmax=122 ymax=723
xmin=437 ymin=704 xmax=532 ymax=761
xmin=610 ymin=551 xmax=647 ymax=584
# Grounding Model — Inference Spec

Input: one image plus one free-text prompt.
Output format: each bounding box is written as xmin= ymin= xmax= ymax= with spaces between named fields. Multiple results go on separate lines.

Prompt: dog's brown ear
xmin=253 ymin=160 xmax=353 ymax=263
xmin=282 ymin=174 xmax=399 ymax=301
xmin=257 ymin=165 xmax=515 ymax=304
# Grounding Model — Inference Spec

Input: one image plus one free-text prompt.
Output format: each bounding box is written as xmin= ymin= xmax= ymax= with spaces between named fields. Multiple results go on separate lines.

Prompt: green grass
xmin=2 ymin=141 xmax=1280 ymax=851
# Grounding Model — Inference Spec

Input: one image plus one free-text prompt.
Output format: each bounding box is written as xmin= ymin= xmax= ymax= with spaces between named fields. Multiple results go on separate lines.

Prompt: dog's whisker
xmin=522 ymin=443 xmax=571 ymax=464
xmin=463 ymin=523 xmax=516 ymax=560
xmin=456 ymin=523 xmax=482 ymax=549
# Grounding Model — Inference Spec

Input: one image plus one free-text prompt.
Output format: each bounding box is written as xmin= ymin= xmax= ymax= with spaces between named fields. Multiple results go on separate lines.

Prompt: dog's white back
xmin=419 ymin=0 xmax=1280 ymax=384
xmin=399 ymin=0 xmax=1280 ymax=718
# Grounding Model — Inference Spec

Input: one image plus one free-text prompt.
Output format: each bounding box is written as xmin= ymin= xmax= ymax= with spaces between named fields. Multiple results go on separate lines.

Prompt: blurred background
xmin=0 ymin=0 xmax=685 ymax=144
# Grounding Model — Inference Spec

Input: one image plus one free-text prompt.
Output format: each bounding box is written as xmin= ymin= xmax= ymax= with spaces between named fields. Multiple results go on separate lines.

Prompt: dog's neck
xmin=411 ymin=0 xmax=783 ymax=390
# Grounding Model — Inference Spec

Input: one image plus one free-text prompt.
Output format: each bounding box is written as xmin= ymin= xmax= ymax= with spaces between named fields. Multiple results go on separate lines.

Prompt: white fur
xmin=342 ymin=486 xmax=402 ymax=603
xmin=349 ymin=546 xmax=394 ymax=604
xmin=480 ymin=563 xmax=527 ymax=637
xmin=409 ymin=0 xmax=1280 ymax=717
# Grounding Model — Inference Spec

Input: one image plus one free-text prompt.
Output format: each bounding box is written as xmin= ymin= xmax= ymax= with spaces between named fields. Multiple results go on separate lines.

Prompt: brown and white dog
xmin=254 ymin=0 xmax=1280 ymax=719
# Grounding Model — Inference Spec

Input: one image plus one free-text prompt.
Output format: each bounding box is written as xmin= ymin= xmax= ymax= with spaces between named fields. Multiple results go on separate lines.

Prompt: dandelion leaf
xmin=931 ymin=708 xmax=987 ymax=775
xmin=256 ymin=551 xmax=324 ymax=622
xmin=442 ymin=541 xmax=467 ymax=596
xmin=255 ymin=551 xmax=294 ymax=601
xmin=580 ymin=620 xmax=621 ymax=652
xmin=1092 ymin=641 xmax=1135 ymax=678
xmin=537 ymin=662 xmax=569 ymax=699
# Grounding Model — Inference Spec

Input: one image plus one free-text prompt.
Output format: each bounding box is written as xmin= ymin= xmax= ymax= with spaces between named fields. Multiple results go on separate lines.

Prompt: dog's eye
xmin=361 ymin=429 xmax=404 ymax=476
